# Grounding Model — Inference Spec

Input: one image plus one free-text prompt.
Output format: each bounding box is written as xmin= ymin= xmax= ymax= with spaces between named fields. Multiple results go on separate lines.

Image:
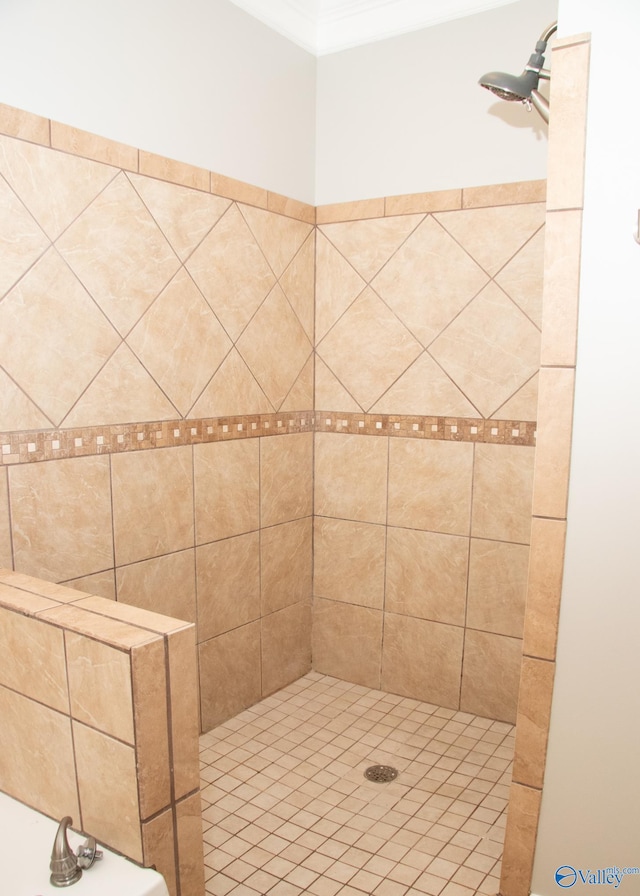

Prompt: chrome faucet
xmin=50 ymin=816 xmax=103 ymax=887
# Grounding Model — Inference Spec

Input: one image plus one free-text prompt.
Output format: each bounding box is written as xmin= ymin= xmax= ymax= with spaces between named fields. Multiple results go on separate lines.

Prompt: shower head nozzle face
xmin=478 ymin=69 xmax=541 ymax=103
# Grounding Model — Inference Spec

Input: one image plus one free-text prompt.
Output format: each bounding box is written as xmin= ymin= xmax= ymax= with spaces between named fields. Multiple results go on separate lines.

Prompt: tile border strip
xmin=0 ymin=412 xmax=536 ymax=465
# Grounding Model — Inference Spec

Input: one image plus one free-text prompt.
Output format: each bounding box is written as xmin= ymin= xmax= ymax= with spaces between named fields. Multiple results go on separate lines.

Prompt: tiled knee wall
xmin=0 ymin=568 xmax=203 ymax=896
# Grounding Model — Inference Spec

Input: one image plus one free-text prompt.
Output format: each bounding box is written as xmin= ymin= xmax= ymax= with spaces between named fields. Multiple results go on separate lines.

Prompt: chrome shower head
xmin=479 ymin=22 xmax=557 ymax=123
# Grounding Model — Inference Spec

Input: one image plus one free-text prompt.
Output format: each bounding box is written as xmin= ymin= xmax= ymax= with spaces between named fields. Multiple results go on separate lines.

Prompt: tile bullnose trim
xmin=1 ymin=412 xmax=535 ymax=465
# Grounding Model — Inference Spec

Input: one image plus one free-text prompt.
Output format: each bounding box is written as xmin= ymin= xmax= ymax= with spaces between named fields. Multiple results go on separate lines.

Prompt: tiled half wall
xmin=0 ymin=567 xmax=203 ymax=896
xmin=0 ymin=103 xmax=544 ymax=739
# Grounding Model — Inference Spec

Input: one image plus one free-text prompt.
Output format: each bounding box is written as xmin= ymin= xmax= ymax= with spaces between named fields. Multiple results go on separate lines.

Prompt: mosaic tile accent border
xmin=0 ymin=412 xmax=536 ymax=465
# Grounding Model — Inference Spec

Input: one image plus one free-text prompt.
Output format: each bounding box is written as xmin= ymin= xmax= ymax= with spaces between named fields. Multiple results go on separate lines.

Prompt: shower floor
xmin=200 ymin=672 xmax=514 ymax=896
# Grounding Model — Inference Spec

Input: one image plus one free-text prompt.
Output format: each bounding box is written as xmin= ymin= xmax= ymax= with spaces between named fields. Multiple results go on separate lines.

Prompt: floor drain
xmin=364 ymin=764 xmax=399 ymax=783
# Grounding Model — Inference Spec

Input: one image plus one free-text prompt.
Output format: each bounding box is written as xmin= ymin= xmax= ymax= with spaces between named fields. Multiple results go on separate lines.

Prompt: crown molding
xmin=227 ymin=0 xmax=520 ymax=55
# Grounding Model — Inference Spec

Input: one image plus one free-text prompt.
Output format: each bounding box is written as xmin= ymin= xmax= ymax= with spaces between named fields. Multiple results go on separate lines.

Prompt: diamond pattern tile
xmin=280 ymin=232 xmax=316 ymax=342
xmin=430 ymin=283 xmax=541 ymax=418
xmin=315 ymin=233 xmax=366 ymax=342
xmin=0 ymin=134 xmax=118 ymax=241
xmin=317 ymin=287 xmax=422 ymax=412
xmin=237 ymin=285 xmax=313 ymax=410
xmin=370 ymin=353 xmax=477 ymax=417
xmin=320 ymin=215 xmax=423 ymax=282
xmin=128 ymin=173 xmax=232 ymax=262
xmin=56 ymin=172 xmax=181 ymax=336
xmin=372 ymin=217 xmax=489 ymax=347
xmin=186 ymin=204 xmax=276 ymax=342
xmin=0 ymin=249 xmax=120 ymax=426
xmin=240 ymin=204 xmax=314 ymax=279
xmin=434 ymin=204 xmax=545 ymax=278
xmin=191 ymin=349 xmax=273 ymax=418
xmin=0 ymin=177 xmax=49 ymax=298
xmin=128 ymin=268 xmax=233 ymax=417
xmin=495 ymin=228 xmax=545 ymax=328
xmin=0 ymin=368 xmax=50 ymax=431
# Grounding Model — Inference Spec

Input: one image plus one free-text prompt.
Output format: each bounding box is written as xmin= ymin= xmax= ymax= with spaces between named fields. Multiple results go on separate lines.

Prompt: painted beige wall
xmin=315 ymin=0 xmax=558 ymax=204
xmin=0 ymin=0 xmax=316 ymax=203
xmin=531 ymin=1 xmax=640 ymax=891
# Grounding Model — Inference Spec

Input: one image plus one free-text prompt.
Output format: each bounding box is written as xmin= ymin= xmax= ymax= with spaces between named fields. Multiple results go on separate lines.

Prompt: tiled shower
xmin=0 ymin=104 xmax=545 ymax=894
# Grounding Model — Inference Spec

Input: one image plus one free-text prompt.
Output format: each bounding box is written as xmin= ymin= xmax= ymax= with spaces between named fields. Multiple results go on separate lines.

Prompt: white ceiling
xmin=227 ymin=0 xmax=521 ymax=55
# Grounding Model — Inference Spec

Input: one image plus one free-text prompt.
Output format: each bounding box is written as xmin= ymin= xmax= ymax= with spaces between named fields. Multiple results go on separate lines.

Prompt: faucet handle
xmin=76 ymin=836 xmax=103 ymax=869
xmin=50 ymin=816 xmax=83 ymax=887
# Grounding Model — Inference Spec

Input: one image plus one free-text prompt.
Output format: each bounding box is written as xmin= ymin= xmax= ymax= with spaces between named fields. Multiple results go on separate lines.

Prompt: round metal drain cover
xmin=364 ymin=764 xmax=398 ymax=783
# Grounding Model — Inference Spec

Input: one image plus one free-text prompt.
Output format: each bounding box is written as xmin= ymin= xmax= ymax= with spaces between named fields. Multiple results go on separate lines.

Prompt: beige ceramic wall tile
xmin=523 ymin=518 xmax=566 ymax=661
xmin=513 ymin=656 xmax=555 ymax=790
xmin=191 ymin=348 xmax=273 ymax=418
xmin=116 ymin=550 xmax=196 ymax=623
xmin=320 ymin=215 xmax=423 ymax=282
xmin=0 ymin=581 xmax=58 ymax=615
xmin=540 ymin=210 xmax=582 ymax=366
xmin=61 ymin=344 xmax=178 ymax=428
xmin=239 ymin=204 xmax=313 ymax=279
xmin=429 ymin=281 xmax=541 ymax=418
xmin=0 ymin=248 xmax=121 ymax=426
xmin=471 ymin=444 xmax=535 ymax=544
xmin=127 ymin=268 xmax=232 ymax=417
xmin=462 ymin=181 xmax=546 ymax=208
xmin=261 ymin=601 xmax=312 ymax=697
xmin=388 ymin=439 xmax=473 ymax=535
xmin=0 ymin=367 xmax=51 ymax=430
xmin=0 ymin=103 xmax=50 ymax=144
xmin=531 ymin=367 xmax=575 ymax=520
xmin=198 ymin=622 xmax=262 ymax=731
xmin=494 ymin=227 xmax=546 ymax=329
xmin=460 ymin=630 xmax=523 ymax=723
xmin=131 ymin=638 xmax=171 ymax=818
xmin=381 ymin=613 xmax=464 ymax=708
xmin=279 ymin=231 xmax=315 ymax=341
xmin=467 ymin=539 xmax=530 ymax=638
xmin=186 ymin=204 xmax=276 ymax=342
xmin=385 ymin=189 xmax=462 ymax=216
xmin=375 ymin=216 xmax=490 ymax=348
xmin=280 ymin=355 xmax=314 ymax=412
xmin=435 ymin=205 xmax=545 ymax=278
xmin=167 ymin=625 xmax=201 ymax=798
xmin=316 ymin=198 xmax=385 ymax=224
xmin=51 ymin=122 xmax=138 ymax=169
xmin=40 ymin=603 xmax=155 ymax=651
xmin=236 ymin=284 xmax=313 ymax=409
xmin=210 ymin=172 xmax=268 ymax=208
xmin=500 ymin=783 xmax=542 ymax=896
xmin=261 ymin=432 xmax=313 ymax=527
xmin=261 ymin=518 xmax=312 ymax=615
xmin=56 ymin=172 xmax=180 ymax=336
xmin=138 ymin=151 xmax=209 ymax=191
xmin=65 ymin=570 xmax=116 ymax=601
xmin=266 ymin=191 xmax=315 ymax=225
xmin=315 ymin=358 xmax=362 ymax=412
xmin=127 ymin=173 xmax=231 ymax=262
xmin=111 ymin=446 xmax=194 ymax=566
xmin=318 ymin=287 xmax=422 ymax=411
xmin=176 ymin=792 xmax=206 ymax=896
xmin=546 ymin=39 xmax=591 ymax=212
xmin=9 ymin=455 xmax=113 ymax=582
xmin=0 ymin=175 xmax=49 ymax=299
xmin=0 ymin=134 xmax=117 ymax=241
xmin=315 ymin=232 xmax=366 ymax=342
xmin=371 ymin=352 xmax=477 ymax=417
xmin=74 ymin=721 xmax=142 ymax=861
xmin=196 ymin=532 xmax=260 ymax=641
xmin=312 ymin=598 xmax=383 ymax=689
xmin=0 ymin=686 xmax=79 ymax=821
xmin=313 ymin=517 xmax=386 ymax=610
xmin=142 ymin=809 xmax=176 ymax=896
xmin=194 ymin=439 xmax=260 ymax=544
xmin=75 ymin=593 xmax=189 ymax=637
xmin=493 ymin=373 xmax=539 ymax=422
xmin=65 ymin=632 xmax=134 ymax=742
xmin=0 ymin=608 xmax=68 ymax=711
xmin=314 ymin=433 xmax=388 ymax=525
xmin=385 ymin=527 xmax=468 ymax=625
